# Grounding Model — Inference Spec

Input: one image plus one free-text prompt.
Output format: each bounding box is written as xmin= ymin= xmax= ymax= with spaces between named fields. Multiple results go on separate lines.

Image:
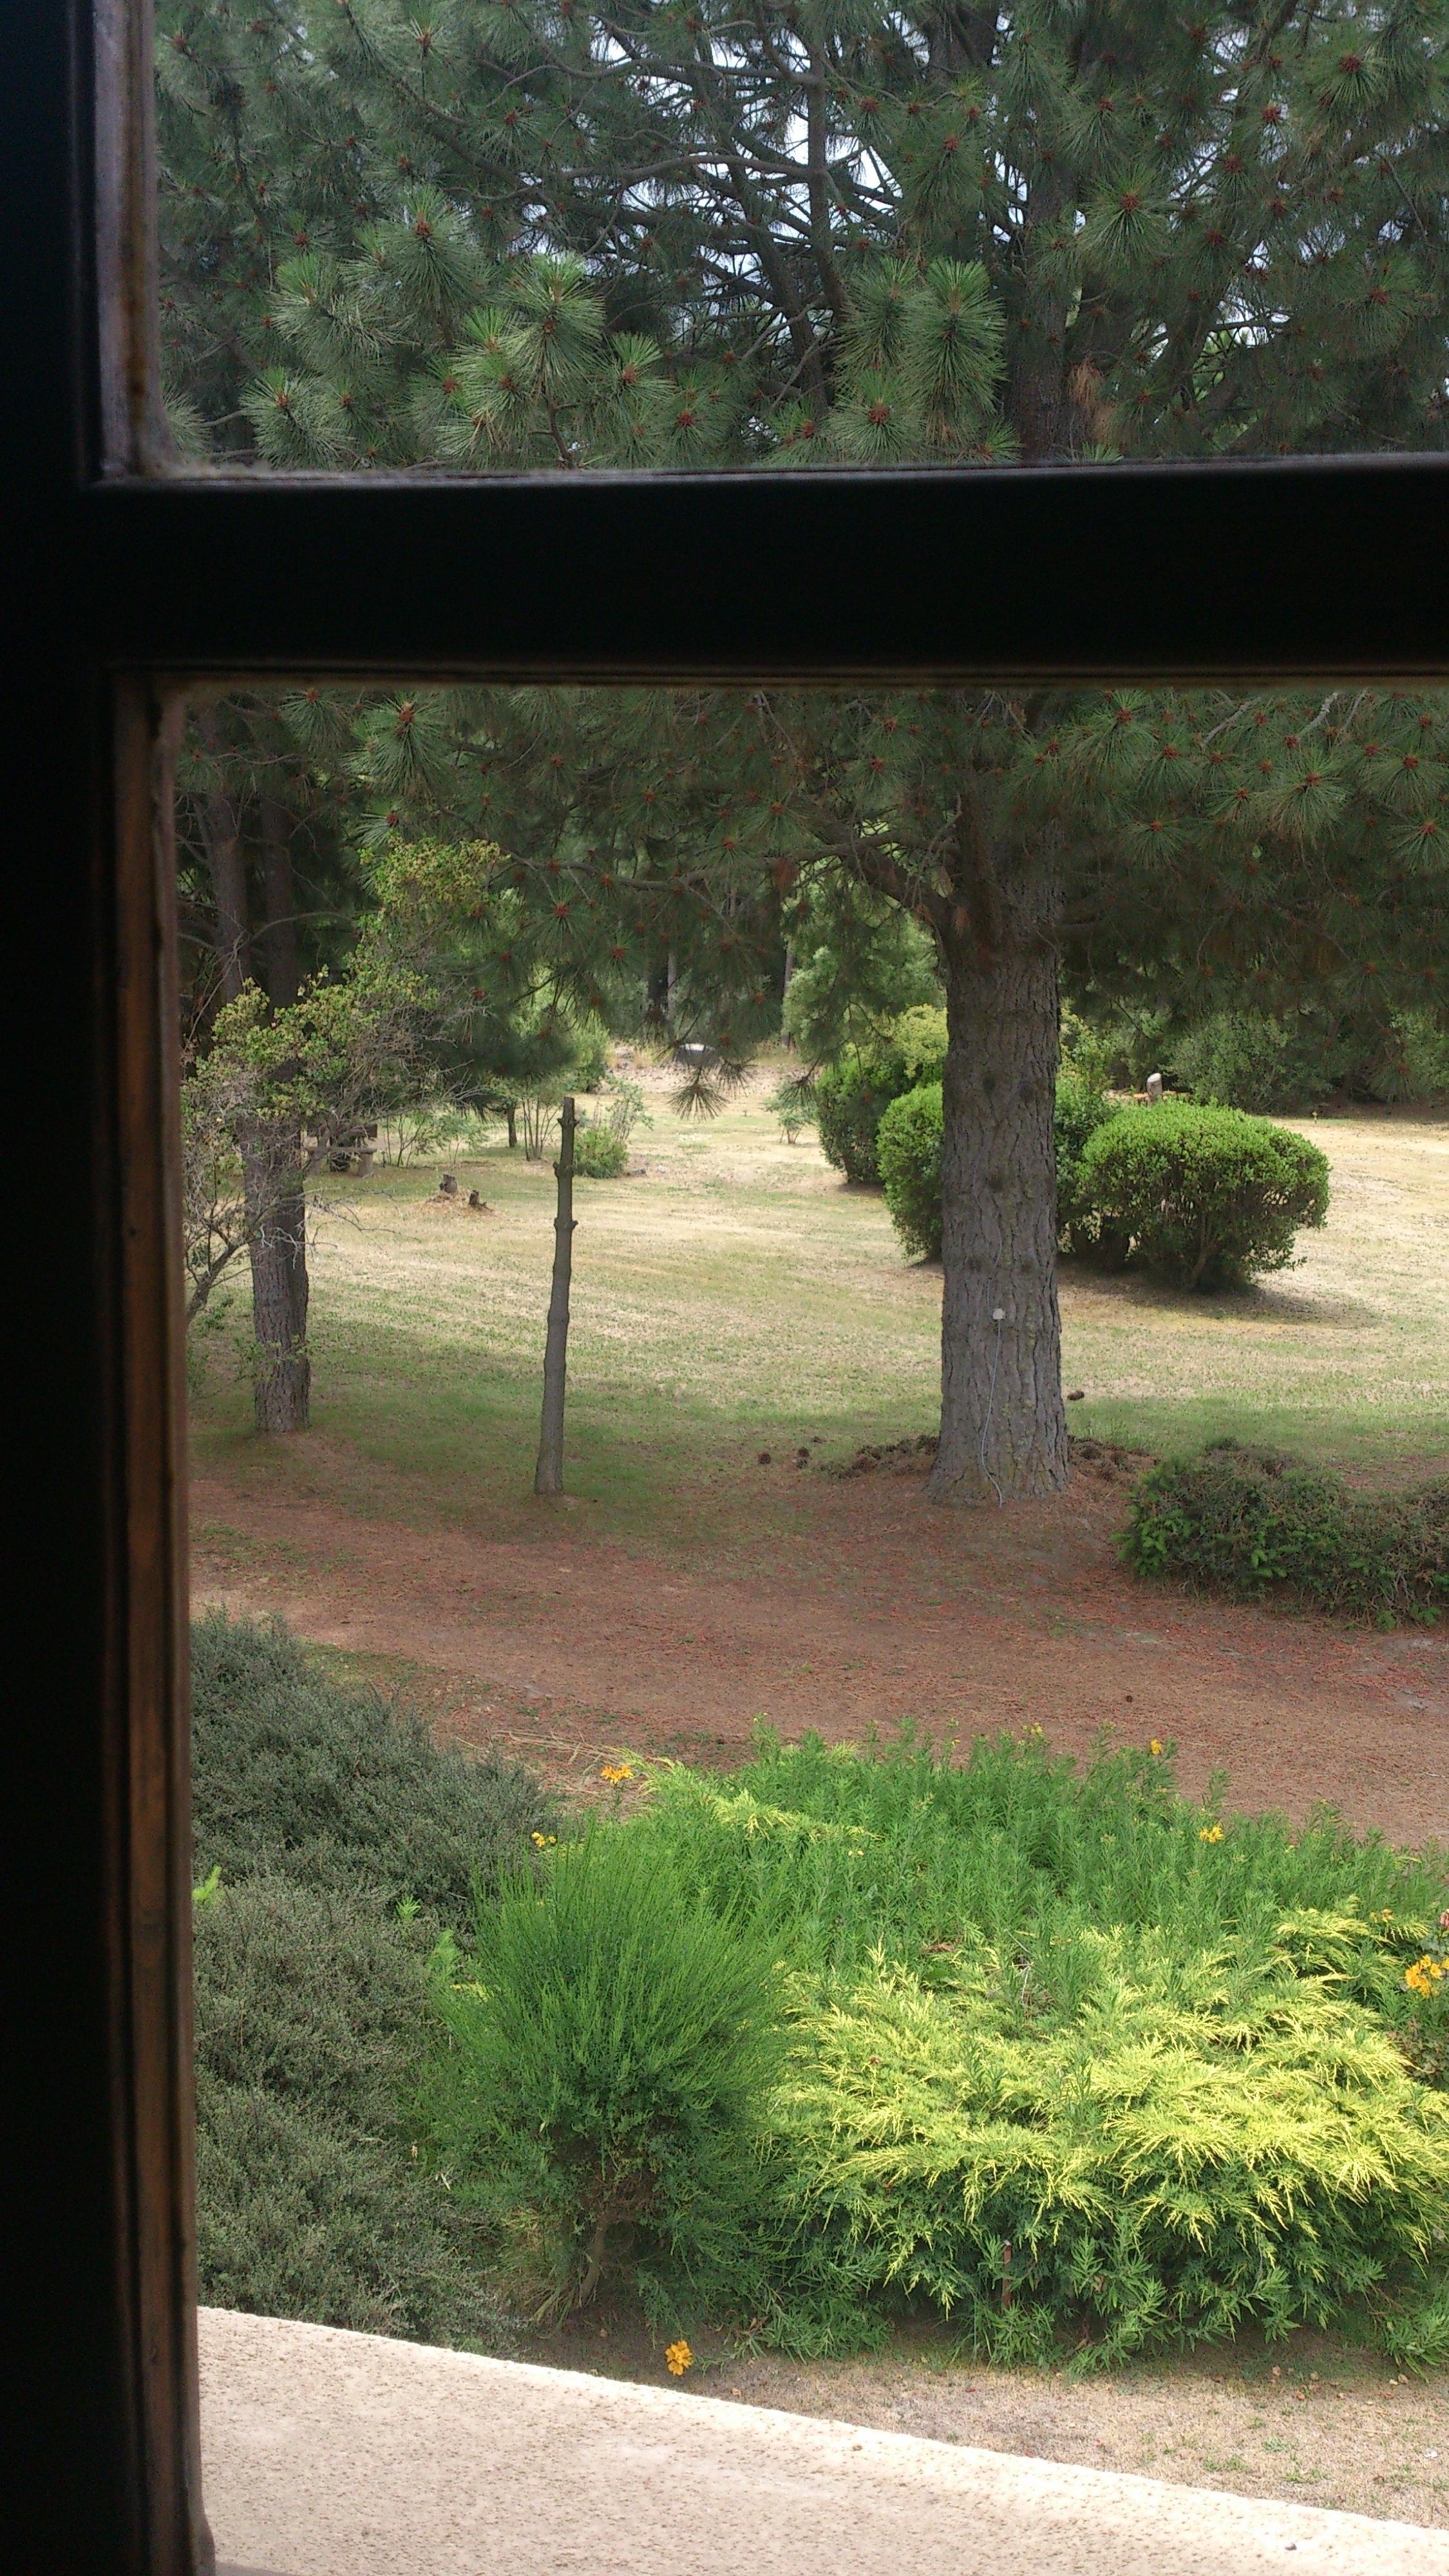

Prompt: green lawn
xmin=190 ymin=1080 xmax=1449 ymax=1549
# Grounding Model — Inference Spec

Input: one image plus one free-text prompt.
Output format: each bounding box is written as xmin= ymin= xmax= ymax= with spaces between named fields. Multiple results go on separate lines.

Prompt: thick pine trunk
xmin=927 ymin=896 xmax=1068 ymax=1506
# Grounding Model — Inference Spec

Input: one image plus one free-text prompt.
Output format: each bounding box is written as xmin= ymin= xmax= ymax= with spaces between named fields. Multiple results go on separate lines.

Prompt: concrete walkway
xmin=200 ymin=2307 xmax=1449 ymax=2576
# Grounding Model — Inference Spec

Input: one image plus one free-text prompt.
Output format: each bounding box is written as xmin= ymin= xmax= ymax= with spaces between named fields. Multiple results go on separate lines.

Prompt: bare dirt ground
xmin=193 ymin=1436 xmax=1448 ymax=1842
xmin=519 ymin=2307 xmax=1449 ymax=2530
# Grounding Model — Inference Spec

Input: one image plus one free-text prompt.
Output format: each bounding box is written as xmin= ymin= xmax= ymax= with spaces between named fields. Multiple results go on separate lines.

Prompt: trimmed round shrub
xmin=1123 ymin=1442 xmax=1448 ymax=1625
xmin=815 ymin=1007 xmax=948 ymax=1186
xmin=815 ymin=1057 xmax=895 ymax=1182
xmin=1053 ymin=1072 xmax=1119 ymax=1255
xmin=1079 ymin=1102 xmax=1329 ymax=1290
xmin=875 ymin=1072 xmax=1124 ymax=1265
xmin=877 ymin=1081 xmax=943 ymax=1259
xmin=573 ymin=1119 xmax=629 ymax=1178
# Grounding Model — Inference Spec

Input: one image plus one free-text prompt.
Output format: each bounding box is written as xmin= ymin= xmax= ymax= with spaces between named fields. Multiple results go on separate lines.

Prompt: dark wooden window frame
xmin=8 ymin=0 xmax=1448 ymax=2568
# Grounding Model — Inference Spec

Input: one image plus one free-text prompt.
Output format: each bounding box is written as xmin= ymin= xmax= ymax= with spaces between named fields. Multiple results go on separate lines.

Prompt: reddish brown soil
xmin=191 ymin=1444 xmax=1448 ymax=1843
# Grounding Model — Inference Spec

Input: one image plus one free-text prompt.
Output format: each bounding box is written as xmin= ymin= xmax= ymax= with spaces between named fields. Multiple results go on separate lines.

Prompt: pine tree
xmin=158 ymin=0 xmax=1449 ymax=1492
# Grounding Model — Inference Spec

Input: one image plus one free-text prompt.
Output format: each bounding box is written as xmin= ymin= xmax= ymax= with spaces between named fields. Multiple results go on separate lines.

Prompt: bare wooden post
xmin=534 ymin=1095 xmax=576 ymax=1497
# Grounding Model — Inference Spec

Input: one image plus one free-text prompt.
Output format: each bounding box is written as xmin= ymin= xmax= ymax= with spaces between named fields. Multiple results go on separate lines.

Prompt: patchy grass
xmin=189 ymin=1079 xmax=1449 ymax=1560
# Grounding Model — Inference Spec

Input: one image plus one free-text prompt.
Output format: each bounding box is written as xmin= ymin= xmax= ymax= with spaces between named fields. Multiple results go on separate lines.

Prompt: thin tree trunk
xmin=256 ymin=795 xmax=312 ymax=1403
xmin=506 ymin=1101 xmax=518 ymax=1150
xmin=196 ymin=724 xmax=310 ymax=1428
xmin=248 ymin=1145 xmax=311 ymax=1433
xmin=534 ymin=1097 xmax=576 ymax=1497
xmin=927 ymin=894 xmax=1068 ymax=1506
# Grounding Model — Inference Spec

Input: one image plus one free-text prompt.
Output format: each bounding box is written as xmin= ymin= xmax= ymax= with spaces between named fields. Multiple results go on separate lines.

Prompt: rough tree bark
xmin=926 ymin=878 xmax=1068 ymax=1507
xmin=249 ymin=1160 xmax=312 ymax=1434
xmin=534 ymin=1095 xmax=576 ymax=1496
xmin=195 ymin=736 xmax=312 ymax=1433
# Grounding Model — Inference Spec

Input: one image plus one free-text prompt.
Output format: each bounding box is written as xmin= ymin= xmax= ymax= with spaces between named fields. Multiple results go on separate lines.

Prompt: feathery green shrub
xmin=1123 ymin=1443 xmax=1449 ymax=1626
xmin=422 ymin=1827 xmax=782 ymax=2322
xmin=1078 ymin=1103 xmax=1329 ymax=1289
xmin=192 ymin=1610 xmax=554 ymax=1920
xmin=430 ymin=1730 xmax=1449 ymax=2365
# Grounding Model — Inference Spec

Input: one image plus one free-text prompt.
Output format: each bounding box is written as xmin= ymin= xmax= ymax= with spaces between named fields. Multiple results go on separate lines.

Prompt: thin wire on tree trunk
xmin=534 ymin=1095 xmax=576 ymax=1498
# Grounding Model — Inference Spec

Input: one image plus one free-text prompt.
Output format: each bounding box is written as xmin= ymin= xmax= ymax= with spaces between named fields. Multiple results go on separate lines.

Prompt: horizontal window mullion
xmin=79 ymin=457 xmax=1449 ymax=682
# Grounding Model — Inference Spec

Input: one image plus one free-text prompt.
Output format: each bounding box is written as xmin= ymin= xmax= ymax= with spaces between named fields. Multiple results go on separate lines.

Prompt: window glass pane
xmin=156 ymin=3 xmax=1449 ymax=473
xmin=186 ymin=672 xmax=1449 ymax=2564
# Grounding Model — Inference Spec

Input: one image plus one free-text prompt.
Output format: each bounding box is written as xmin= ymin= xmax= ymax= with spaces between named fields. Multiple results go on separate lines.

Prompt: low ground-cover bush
xmin=194 ymin=1875 xmax=504 ymax=2342
xmin=1079 ymin=1103 xmax=1329 ymax=1289
xmin=193 ymin=1611 xmax=554 ymax=1914
xmin=1124 ymin=1443 xmax=1449 ymax=1626
xmin=191 ymin=1615 xmax=553 ymax=2338
xmin=573 ymin=1120 xmax=630 ymax=1178
xmin=426 ymin=1732 xmax=1449 ymax=2369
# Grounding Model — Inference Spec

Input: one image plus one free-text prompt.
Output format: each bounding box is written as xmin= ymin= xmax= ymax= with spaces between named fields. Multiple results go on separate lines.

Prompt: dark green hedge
xmin=1123 ymin=1443 xmax=1449 ymax=1626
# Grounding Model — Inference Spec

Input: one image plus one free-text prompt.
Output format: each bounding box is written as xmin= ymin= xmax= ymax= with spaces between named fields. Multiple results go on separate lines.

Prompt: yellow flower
xmin=1406 ymin=1956 xmax=1445 ymax=1998
xmin=601 ymin=1763 xmax=634 ymax=1785
xmin=531 ymin=1832 xmax=556 ymax=1848
xmin=665 ymin=2339 xmax=694 ymax=2376
xmin=1198 ymin=1823 xmax=1224 ymax=1844
xmin=1149 ymin=1741 xmax=1164 ymax=1758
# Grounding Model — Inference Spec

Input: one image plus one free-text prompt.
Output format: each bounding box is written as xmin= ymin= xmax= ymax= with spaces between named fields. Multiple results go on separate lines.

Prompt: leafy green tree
xmin=183 ymin=960 xmax=424 ymax=1426
xmin=159 ymin=0 xmax=1449 ymax=1494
